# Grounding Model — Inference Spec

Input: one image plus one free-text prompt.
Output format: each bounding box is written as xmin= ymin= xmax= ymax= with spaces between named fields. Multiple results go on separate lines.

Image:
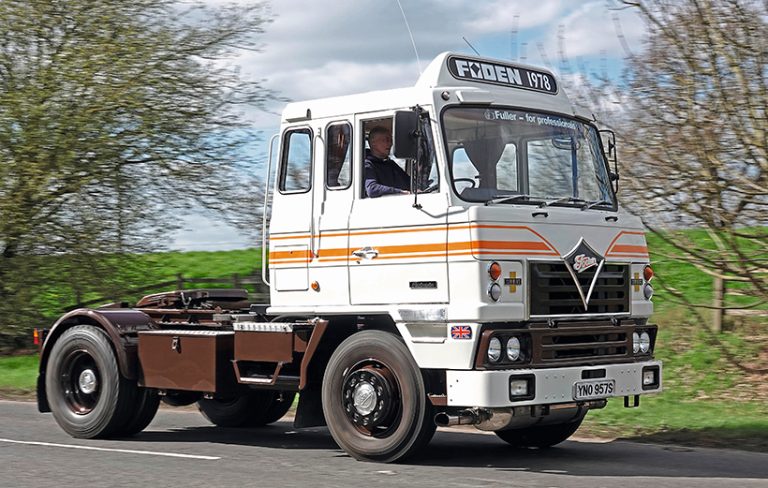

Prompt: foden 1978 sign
xmin=448 ymin=56 xmax=558 ymax=95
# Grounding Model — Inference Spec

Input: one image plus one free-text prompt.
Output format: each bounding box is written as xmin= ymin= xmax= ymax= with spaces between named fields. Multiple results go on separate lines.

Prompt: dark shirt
xmin=364 ymin=153 xmax=410 ymax=198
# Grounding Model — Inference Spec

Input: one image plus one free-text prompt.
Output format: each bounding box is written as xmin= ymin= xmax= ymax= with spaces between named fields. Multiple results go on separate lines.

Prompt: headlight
xmin=506 ymin=336 xmax=521 ymax=361
xmin=488 ymin=337 xmax=502 ymax=362
xmin=639 ymin=331 xmax=651 ymax=353
xmin=643 ymin=283 xmax=654 ymax=300
xmin=488 ymin=283 xmax=501 ymax=301
xmin=632 ymin=332 xmax=640 ymax=354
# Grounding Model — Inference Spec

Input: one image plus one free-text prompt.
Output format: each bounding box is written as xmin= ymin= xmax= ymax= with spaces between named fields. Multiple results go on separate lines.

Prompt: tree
xmin=0 ymin=0 xmax=272 ymax=347
xmin=578 ymin=0 xmax=767 ymax=328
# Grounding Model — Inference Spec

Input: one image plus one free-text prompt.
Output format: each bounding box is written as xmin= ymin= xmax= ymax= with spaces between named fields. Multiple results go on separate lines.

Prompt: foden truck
xmin=37 ymin=52 xmax=661 ymax=463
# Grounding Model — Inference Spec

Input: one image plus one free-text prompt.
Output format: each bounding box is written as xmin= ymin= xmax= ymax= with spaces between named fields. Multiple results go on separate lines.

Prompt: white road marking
xmin=0 ymin=438 xmax=220 ymax=460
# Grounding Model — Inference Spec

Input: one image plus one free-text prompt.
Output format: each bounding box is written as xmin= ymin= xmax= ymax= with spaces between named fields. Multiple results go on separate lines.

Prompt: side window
xmin=279 ymin=129 xmax=312 ymax=193
xmin=326 ymin=123 xmax=352 ymax=189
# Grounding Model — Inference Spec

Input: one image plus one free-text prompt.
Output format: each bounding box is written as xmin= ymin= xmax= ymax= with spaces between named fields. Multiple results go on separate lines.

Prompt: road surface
xmin=1 ymin=400 xmax=766 ymax=487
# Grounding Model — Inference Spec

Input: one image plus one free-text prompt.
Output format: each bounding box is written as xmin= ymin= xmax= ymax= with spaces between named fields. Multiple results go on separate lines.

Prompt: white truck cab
xmin=263 ymin=52 xmax=661 ymax=460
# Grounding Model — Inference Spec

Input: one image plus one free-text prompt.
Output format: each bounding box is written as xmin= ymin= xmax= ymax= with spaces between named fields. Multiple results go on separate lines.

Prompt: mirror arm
xmin=412 ymin=105 xmax=424 ymax=209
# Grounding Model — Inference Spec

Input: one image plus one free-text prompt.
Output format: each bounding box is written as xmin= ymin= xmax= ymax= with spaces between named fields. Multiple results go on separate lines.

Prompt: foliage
xmin=575 ymin=0 xmax=767 ymax=316
xmin=0 ymin=0 xmax=272 ymax=347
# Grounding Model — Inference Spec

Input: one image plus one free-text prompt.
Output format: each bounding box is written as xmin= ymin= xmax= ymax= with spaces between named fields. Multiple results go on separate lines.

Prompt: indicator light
xmin=488 ymin=262 xmax=502 ymax=281
xmin=644 ymin=265 xmax=654 ymax=282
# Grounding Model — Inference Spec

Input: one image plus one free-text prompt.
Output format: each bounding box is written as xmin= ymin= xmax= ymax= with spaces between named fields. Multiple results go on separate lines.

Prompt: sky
xmin=170 ymin=0 xmax=646 ymax=251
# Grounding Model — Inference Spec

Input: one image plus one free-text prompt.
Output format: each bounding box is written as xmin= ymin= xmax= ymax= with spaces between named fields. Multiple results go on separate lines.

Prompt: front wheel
xmin=495 ymin=417 xmax=584 ymax=448
xmin=321 ymin=330 xmax=435 ymax=463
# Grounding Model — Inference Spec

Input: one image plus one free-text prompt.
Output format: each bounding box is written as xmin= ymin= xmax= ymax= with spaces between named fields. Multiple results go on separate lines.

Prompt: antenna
xmin=395 ymin=0 xmax=422 ymax=76
xmin=462 ymin=36 xmax=480 ymax=56
xmin=510 ymin=14 xmax=519 ymax=61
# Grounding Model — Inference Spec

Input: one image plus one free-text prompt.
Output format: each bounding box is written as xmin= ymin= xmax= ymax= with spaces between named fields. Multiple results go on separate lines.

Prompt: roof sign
xmin=447 ymin=56 xmax=558 ymax=95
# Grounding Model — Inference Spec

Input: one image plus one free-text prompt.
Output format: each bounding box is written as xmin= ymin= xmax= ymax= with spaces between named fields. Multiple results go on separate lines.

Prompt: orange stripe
xmin=269 ymin=249 xmax=312 ymax=260
xmin=271 ymin=224 xmax=450 ymax=241
xmin=606 ymin=230 xmax=646 ymax=254
xmin=464 ymin=224 xmax=558 ymax=253
xmin=609 ymin=244 xmax=648 ymax=255
xmin=272 ymin=240 xmax=558 ymax=263
xmin=272 ymin=223 xmax=558 ymax=251
xmin=270 ymin=232 xmax=312 ymax=241
xmin=471 ymin=240 xmax=555 ymax=252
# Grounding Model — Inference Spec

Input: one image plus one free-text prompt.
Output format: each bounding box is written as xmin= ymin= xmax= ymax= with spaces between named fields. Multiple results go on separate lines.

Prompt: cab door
xmin=348 ymin=113 xmax=449 ymax=306
xmin=307 ymin=121 xmax=354 ymax=305
xmin=269 ymin=127 xmax=314 ymax=297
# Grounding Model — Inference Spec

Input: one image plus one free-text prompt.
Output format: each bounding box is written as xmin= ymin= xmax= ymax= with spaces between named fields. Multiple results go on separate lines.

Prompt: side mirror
xmin=393 ymin=110 xmax=419 ymax=159
xmin=599 ymin=129 xmax=619 ymax=194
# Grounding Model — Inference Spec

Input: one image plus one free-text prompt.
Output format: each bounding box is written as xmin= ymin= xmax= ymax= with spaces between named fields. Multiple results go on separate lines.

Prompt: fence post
xmin=232 ymin=273 xmax=241 ymax=288
xmin=712 ymin=277 xmax=725 ymax=333
xmin=176 ymin=273 xmax=185 ymax=290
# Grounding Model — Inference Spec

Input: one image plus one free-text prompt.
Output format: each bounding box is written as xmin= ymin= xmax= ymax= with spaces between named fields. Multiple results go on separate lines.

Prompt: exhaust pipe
xmin=434 ymin=411 xmax=480 ymax=427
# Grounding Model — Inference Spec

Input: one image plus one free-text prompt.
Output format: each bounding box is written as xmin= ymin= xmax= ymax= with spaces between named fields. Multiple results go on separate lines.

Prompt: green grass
xmin=139 ymin=248 xmax=263 ymax=280
xmin=0 ymin=355 xmax=38 ymax=391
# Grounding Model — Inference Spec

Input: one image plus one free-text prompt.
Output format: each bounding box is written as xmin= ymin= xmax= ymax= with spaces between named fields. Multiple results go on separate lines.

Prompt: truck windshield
xmin=442 ymin=107 xmax=615 ymax=208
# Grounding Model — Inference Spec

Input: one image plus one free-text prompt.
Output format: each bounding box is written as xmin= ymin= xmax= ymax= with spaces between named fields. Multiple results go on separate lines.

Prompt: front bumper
xmin=446 ymin=360 xmax=662 ymax=408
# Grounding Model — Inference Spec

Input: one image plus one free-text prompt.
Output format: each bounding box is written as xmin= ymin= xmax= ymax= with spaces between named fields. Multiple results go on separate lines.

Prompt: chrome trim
xmin=398 ymin=308 xmax=447 ymax=322
xmin=529 ymin=312 xmax=631 ymax=320
xmin=233 ymin=322 xmax=293 ymax=333
xmin=138 ymin=330 xmax=235 ymax=336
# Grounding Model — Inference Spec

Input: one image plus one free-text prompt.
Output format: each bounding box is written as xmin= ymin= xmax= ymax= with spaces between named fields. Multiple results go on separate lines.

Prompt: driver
xmin=363 ymin=126 xmax=410 ymax=198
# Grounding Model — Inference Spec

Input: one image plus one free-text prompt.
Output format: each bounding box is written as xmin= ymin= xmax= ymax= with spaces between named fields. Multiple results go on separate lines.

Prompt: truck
xmin=36 ymin=52 xmax=661 ymax=463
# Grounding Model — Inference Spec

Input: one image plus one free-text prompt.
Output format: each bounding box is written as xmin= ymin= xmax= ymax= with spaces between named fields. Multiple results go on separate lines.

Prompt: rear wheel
xmin=262 ymin=391 xmax=296 ymax=424
xmin=321 ymin=330 xmax=435 ymax=463
xmin=115 ymin=387 xmax=160 ymax=436
xmin=494 ymin=418 xmax=584 ymax=448
xmin=197 ymin=390 xmax=295 ymax=427
xmin=45 ymin=325 xmax=137 ymax=438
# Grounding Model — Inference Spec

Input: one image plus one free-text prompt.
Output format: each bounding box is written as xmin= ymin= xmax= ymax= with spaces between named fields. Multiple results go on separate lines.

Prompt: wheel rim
xmin=59 ymin=349 xmax=101 ymax=415
xmin=341 ymin=361 xmax=401 ymax=437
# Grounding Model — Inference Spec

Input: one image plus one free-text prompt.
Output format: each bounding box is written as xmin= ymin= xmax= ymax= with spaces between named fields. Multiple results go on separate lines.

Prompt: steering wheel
xmin=422 ymin=182 xmax=439 ymax=193
xmin=453 ymin=178 xmax=476 ymax=188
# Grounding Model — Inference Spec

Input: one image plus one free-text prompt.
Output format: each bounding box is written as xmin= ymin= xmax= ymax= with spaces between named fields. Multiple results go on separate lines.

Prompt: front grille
xmin=530 ymin=262 xmax=629 ymax=316
xmin=536 ymin=328 xmax=628 ymax=362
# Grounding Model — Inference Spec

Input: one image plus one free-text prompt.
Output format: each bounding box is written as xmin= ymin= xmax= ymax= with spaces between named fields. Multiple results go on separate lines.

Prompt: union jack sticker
xmin=450 ymin=325 xmax=472 ymax=340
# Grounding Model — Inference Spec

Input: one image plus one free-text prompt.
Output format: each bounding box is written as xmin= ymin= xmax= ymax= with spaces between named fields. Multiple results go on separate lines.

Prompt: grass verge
xmin=0 ymin=354 xmax=38 ymax=395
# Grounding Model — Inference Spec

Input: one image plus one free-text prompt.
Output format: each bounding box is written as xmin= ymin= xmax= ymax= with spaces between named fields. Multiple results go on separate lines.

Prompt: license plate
xmin=573 ymin=379 xmax=615 ymax=400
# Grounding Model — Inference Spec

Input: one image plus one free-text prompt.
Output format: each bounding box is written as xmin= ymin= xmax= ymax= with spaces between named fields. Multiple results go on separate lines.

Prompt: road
xmin=1 ymin=400 xmax=766 ymax=488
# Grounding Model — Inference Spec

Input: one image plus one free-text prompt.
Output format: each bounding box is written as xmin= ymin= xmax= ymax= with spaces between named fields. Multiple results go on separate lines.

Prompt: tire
xmin=45 ymin=325 xmax=137 ymax=438
xmin=262 ymin=391 xmax=296 ymax=424
xmin=495 ymin=417 xmax=585 ymax=448
xmin=321 ymin=330 xmax=435 ymax=463
xmin=114 ymin=387 xmax=160 ymax=437
xmin=197 ymin=390 xmax=287 ymax=427
xmin=161 ymin=391 xmax=201 ymax=407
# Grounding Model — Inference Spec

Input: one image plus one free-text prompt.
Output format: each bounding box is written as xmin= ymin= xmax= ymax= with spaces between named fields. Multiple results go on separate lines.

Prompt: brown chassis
xmin=36 ymin=289 xmax=337 ymax=420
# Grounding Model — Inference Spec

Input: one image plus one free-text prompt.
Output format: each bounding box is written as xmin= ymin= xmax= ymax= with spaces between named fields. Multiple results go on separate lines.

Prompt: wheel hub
xmin=352 ymin=381 xmax=377 ymax=416
xmin=78 ymin=369 xmax=98 ymax=395
xmin=342 ymin=366 xmax=397 ymax=429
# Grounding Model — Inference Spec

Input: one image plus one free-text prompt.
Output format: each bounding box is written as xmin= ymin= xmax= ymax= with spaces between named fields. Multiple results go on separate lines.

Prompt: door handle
xmin=352 ymin=246 xmax=379 ymax=260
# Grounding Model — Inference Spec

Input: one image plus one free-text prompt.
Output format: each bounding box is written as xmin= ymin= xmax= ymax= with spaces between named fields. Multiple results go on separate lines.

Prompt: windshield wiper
xmin=539 ymin=196 xmax=586 ymax=208
xmin=581 ymin=199 xmax=613 ymax=211
xmin=485 ymin=194 xmax=535 ymax=206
